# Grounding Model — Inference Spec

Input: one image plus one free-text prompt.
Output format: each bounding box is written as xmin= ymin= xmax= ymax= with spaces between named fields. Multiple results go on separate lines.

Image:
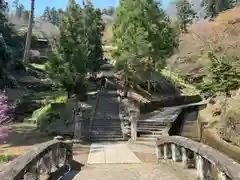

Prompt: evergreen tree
xmin=199 ymin=53 xmax=240 ymax=98
xmin=13 ymin=0 xmax=25 ymax=18
xmin=0 ymin=2 xmax=20 ymax=76
xmin=42 ymin=6 xmax=51 ymax=20
xmin=113 ymin=0 xmax=179 ymax=93
xmin=47 ymin=0 xmax=87 ymax=98
xmin=176 ymin=0 xmax=196 ymax=33
xmin=42 ymin=6 xmax=63 ymax=26
xmin=83 ymin=1 xmax=105 ymax=74
xmin=201 ymin=0 xmax=235 ymax=19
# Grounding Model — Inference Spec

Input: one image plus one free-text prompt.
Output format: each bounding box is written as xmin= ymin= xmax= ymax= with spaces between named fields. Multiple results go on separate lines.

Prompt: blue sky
xmin=8 ymin=0 xmax=170 ymax=16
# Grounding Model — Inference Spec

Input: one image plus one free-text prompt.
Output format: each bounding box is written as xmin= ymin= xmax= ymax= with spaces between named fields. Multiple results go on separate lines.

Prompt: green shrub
xmin=37 ymin=111 xmax=60 ymax=131
xmin=0 ymin=154 xmax=17 ymax=163
xmin=32 ymin=104 xmax=51 ymax=120
xmin=32 ymin=94 xmax=67 ymax=131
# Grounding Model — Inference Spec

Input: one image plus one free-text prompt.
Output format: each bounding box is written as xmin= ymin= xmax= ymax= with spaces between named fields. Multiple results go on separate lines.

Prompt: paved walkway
xmin=72 ymin=163 xmax=194 ymax=180
xmin=87 ymin=142 xmax=142 ymax=164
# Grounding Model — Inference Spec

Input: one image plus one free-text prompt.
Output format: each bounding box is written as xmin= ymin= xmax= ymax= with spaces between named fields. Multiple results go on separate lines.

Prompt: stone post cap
xmin=54 ymin=135 xmax=64 ymax=141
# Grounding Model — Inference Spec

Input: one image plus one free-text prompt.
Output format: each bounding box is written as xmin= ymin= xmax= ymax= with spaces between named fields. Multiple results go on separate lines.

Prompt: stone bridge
xmin=1 ymin=135 xmax=240 ymax=180
xmin=1 ymin=75 xmax=240 ymax=180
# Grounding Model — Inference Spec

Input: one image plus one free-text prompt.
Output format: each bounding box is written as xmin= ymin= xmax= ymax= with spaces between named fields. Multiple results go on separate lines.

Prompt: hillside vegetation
xmin=168 ymin=7 xmax=240 ymax=81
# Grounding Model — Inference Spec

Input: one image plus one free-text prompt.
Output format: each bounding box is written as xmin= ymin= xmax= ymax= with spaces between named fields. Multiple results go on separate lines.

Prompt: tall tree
xmin=0 ymin=2 xmax=21 ymax=76
xmin=23 ymin=0 xmax=35 ymax=64
xmin=42 ymin=6 xmax=51 ymax=20
xmin=13 ymin=0 xmax=25 ymax=18
xmin=83 ymin=1 xmax=105 ymax=75
xmin=113 ymin=0 xmax=179 ymax=93
xmin=47 ymin=0 xmax=87 ymax=98
xmin=201 ymin=0 xmax=235 ymax=19
xmin=176 ymin=0 xmax=196 ymax=33
xmin=42 ymin=6 xmax=63 ymax=26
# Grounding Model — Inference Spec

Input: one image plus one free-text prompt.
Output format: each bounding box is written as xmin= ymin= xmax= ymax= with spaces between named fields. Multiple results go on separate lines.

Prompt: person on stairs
xmin=101 ymin=76 xmax=107 ymax=89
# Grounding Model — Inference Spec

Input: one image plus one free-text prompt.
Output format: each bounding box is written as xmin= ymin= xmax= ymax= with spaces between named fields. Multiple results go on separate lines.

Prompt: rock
xmin=212 ymin=107 xmax=221 ymax=117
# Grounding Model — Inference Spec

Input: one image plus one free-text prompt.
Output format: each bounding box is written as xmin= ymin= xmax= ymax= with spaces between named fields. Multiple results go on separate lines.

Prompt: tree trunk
xmin=123 ymin=73 xmax=128 ymax=97
xmin=23 ymin=0 xmax=34 ymax=64
xmin=147 ymin=80 xmax=151 ymax=92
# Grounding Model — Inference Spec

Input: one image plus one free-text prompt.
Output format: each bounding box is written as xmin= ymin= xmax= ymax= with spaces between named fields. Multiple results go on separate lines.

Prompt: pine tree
xmin=113 ymin=0 xmax=179 ymax=93
xmin=42 ymin=7 xmax=63 ymax=26
xmin=0 ymin=2 xmax=19 ymax=76
xmin=47 ymin=0 xmax=87 ymax=98
xmin=13 ymin=0 xmax=25 ymax=18
xmin=201 ymin=0 xmax=235 ymax=19
xmin=199 ymin=53 xmax=240 ymax=97
xmin=83 ymin=1 xmax=104 ymax=75
xmin=176 ymin=0 xmax=196 ymax=33
xmin=42 ymin=6 xmax=51 ymax=20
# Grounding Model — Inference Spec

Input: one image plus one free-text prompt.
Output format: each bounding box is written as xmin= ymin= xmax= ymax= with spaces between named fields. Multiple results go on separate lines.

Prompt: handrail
xmin=156 ymin=136 xmax=240 ymax=180
xmin=88 ymin=89 xmax=100 ymax=139
xmin=0 ymin=138 xmax=73 ymax=180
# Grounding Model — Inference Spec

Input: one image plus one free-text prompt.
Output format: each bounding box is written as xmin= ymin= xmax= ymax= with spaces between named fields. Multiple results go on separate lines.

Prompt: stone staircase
xmin=90 ymin=89 xmax=123 ymax=141
xmin=137 ymin=120 xmax=168 ymax=141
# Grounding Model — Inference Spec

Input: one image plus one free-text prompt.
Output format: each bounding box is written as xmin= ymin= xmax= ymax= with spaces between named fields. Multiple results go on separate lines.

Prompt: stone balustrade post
xmin=130 ymin=108 xmax=139 ymax=141
xmin=181 ymin=147 xmax=188 ymax=168
xmin=164 ymin=144 xmax=168 ymax=159
xmin=171 ymin=144 xmax=178 ymax=161
xmin=196 ymin=154 xmax=212 ymax=180
xmin=74 ymin=107 xmax=84 ymax=143
xmin=218 ymin=170 xmax=227 ymax=180
xmin=156 ymin=146 xmax=162 ymax=160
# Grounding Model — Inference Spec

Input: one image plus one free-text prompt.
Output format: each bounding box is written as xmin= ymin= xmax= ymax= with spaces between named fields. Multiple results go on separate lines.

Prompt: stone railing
xmin=88 ymin=90 xmax=100 ymax=139
xmin=0 ymin=137 xmax=73 ymax=180
xmin=156 ymin=136 xmax=240 ymax=180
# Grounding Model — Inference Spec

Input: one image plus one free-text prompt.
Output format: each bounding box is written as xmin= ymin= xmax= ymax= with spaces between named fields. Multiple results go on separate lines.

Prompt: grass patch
xmin=0 ymin=154 xmax=17 ymax=163
xmin=161 ymin=69 xmax=200 ymax=95
xmin=30 ymin=63 xmax=46 ymax=71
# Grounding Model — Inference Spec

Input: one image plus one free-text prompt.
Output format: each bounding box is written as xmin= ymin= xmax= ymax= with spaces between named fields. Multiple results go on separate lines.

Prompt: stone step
xmin=91 ymin=137 xmax=124 ymax=142
xmin=91 ymin=133 xmax=123 ymax=137
xmin=139 ymin=134 xmax=161 ymax=138
xmin=92 ymin=125 xmax=121 ymax=128
xmin=137 ymin=122 xmax=167 ymax=126
xmin=137 ymin=137 xmax=158 ymax=141
xmin=93 ymin=121 xmax=121 ymax=124
xmin=92 ymin=127 xmax=121 ymax=129
xmin=137 ymin=127 xmax=166 ymax=131
xmin=93 ymin=118 xmax=120 ymax=121
xmin=91 ymin=131 xmax=122 ymax=135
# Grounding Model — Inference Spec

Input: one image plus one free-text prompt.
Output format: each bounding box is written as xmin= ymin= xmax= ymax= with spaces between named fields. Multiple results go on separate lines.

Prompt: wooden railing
xmin=156 ymin=136 xmax=240 ymax=180
xmin=0 ymin=136 xmax=73 ymax=180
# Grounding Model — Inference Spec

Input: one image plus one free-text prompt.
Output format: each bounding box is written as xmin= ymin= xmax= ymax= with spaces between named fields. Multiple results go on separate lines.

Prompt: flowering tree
xmin=0 ymin=90 xmax=10 ymax=144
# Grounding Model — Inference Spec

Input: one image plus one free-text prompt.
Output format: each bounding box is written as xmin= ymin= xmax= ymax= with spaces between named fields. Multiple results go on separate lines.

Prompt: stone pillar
xmin=156 ymin=146 xmax=162 ymax=160
xmin=164 ymin=144 xmax=168 ymax=159
xmin=130 ymin=108 xmax=139 ymax=141
xmin=181 ymin=147 xmax=188 ymax=168
xmin=74 ymin=109 xmax=84 ymax=143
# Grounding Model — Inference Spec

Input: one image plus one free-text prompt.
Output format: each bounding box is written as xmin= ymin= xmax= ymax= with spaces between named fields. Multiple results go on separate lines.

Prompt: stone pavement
xmin=71 ymin=163 xmax=194 ymax=180
xmin=87 ymin=142 xmax=142 ymax=164
xmin=60 ymin=141 xmax=196 ymax=180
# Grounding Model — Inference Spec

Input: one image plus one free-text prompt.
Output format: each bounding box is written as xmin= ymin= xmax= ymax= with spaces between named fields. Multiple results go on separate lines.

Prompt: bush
xmin=37 ymin=110 xmax=60 ymax=131
xmin=0 ymin=154 xmax=17 ymax=163
xmin=32 ymin=95 xmax=67 ymax=131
